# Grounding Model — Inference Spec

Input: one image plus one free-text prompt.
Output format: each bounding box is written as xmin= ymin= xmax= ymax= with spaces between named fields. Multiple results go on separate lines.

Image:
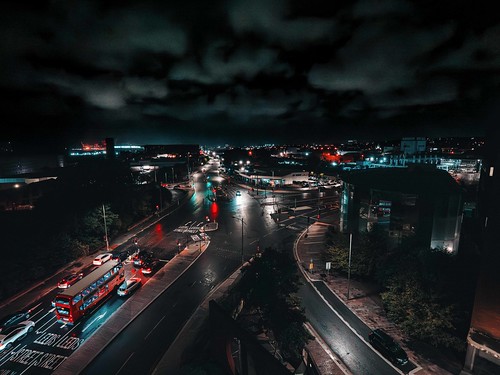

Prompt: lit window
xmin=489 ymin=166 xmax=494 ymax=177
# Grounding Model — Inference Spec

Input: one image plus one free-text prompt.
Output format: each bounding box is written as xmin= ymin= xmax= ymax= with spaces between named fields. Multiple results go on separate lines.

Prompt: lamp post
xmin=102 ymin=204 xmax=110 ymax=251
xmin=347 ymin=232 xmax=353 ymax=300
xmin=233 ymin=216 xmax=245 ymax=265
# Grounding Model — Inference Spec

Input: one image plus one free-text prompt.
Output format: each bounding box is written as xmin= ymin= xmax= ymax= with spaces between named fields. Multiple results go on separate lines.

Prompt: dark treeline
xmin=0 ymin=158 xmax=171 ymax=301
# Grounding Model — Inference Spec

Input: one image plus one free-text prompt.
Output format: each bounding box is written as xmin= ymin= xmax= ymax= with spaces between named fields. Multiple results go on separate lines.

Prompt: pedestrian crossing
xmin=174 ymin=220 xmax=206 ymax=234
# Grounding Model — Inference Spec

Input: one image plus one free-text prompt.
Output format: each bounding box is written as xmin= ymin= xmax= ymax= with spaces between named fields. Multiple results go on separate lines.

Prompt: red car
xmin=57 ymin=273 xmax=84 ymax=289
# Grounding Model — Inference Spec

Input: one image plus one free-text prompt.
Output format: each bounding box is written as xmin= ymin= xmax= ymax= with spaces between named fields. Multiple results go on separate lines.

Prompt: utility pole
xmin=233 ymin=216 xmax=245 ymax=266
xmin=241 ymin=217 xmax=244 ymax=265
xmin=102 ymin=204 xmax=110 ymax=251
xmin=347 ymin=232 xmax=353 ymax=300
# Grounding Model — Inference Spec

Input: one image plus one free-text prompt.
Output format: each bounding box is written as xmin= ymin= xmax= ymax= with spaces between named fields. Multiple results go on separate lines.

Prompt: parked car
xmin=93 ymin=253 xmax=112 ymax=266
xmin=0 ymin=310 xmax=32 ymax=333
xmin=57 ymin=273 xmax=84 ymax=289
xmin=141 ymin=258 xmax=161 ymax=275
xmin=117 ymin=277 xmax=142 ymax=297
xmin=368 ymin=328 xmax=409 ymax=366
xmin=0 ymin=321 xmax=35 ymax=351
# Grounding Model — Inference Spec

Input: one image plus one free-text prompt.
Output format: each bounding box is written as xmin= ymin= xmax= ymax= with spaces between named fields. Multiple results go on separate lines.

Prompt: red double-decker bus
xmin=53 ymin=260 xmax=125 ymax=324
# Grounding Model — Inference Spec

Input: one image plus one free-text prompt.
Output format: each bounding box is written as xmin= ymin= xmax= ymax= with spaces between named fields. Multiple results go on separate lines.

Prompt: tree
xmin=377 ymin=237 xmax=468 ymax=351
xmin=381 ymin=275 xmax=465 ymax=351
xmin=77 ymin=204 xmax=119 ymax=251
xmin=235 ymin=247 xmax=313 ymax=364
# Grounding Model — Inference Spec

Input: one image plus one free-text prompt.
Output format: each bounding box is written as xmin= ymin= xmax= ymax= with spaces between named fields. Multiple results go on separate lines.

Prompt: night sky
xmin=1 ymin=0 xmax=499 ymax=149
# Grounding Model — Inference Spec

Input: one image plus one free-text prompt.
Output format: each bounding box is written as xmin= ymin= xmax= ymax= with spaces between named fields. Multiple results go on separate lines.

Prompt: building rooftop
xmin=342 ymin=166 xmax=461 ymax=195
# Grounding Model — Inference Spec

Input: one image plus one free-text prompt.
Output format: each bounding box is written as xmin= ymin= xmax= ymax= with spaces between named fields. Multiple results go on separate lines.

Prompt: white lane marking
xmin=304 ymin=323 xmax=350 ymax=375
xmin=0 ymin=344 xmax=26 ymax=366
xmin=28 ymin=305 xmax=44 ymax=318
xmin=35 ymin=308 xmax=56 ymax=324
xmin=35 ymin=318 xmax=58 ymax=334
xmin=82 ymin=312 xmax=106 ymax=333
xmin=144 ymin=315 xmax=166 ymax=341
xmin=116 ymin=352 xmax=135 ymax=375
xmin=54 ymin=322 xmax=81 ymax=347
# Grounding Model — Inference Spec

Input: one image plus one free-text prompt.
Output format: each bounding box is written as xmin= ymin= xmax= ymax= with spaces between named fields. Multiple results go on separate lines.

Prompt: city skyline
xmin=1 ymin=1 xmax=499 ymax=150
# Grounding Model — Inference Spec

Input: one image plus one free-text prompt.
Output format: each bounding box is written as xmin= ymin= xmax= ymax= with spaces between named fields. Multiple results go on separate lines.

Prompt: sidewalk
xmin=295 ymin=218 xmax=459 ymax=375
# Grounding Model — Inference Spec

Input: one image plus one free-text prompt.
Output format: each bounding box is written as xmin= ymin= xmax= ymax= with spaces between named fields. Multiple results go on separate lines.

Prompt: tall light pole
xmin=347 ymin=232 xmax=353 ymax=300
xmin=233 ymin=216 xmax=245 ymax=265
xmin=102 ymin=204 xmax=110 ymax=251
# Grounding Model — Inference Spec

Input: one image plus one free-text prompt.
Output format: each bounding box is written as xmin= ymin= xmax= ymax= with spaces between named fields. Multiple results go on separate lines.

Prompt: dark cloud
xmin=0 ymin=0 xmax=498 ymax=147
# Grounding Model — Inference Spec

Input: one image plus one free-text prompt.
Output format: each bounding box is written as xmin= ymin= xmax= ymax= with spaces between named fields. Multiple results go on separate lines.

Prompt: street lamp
xmin=232 ymin=216 xmax=245 ymax=265
xmin=347 ymin=232 xmax=353 ymax=300
xmin=102 ymin=204 xmax=110 ymax=251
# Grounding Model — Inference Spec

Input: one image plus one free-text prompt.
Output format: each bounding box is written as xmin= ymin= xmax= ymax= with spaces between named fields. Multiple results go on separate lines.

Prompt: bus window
xmin=54 ymin=297 xmax=71 ymax=305
xmin=56 ymin=307 xmax=70 ymax=315
xmin=73 ymin=294 xmax=82 ymax=304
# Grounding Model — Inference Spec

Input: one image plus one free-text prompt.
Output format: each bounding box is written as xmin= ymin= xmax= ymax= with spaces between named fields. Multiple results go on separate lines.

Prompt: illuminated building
xmin=340 ymin=166 xmax=463 ymax=253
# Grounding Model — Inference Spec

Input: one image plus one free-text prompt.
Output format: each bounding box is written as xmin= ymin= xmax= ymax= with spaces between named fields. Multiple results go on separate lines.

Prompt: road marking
xmin=54 ymin=322 xmax=81 ymax=347
xmin=304 ymin=323 xmax=350 ymax=375
xmin=144 ymin=315 xmax=165 ymax=341
xmin=117 ymin=352 xmax=135 ymax=375
xmin=82 ymin=312 xmax=106 ymax=333
xmin=28 ymin=305 xmax=43 ymax=317
xmin=0 ymin=344 xmax=26 ymax=366
xmin=35 ymin=318 xmax=58 ymax=334
xmin=35 ymin=308 xmax=56 ymax=324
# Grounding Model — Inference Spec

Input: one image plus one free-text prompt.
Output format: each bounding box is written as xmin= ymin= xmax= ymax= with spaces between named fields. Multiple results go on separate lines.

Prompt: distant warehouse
xmin=339 ymin=165 xmax=463 ymax=253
